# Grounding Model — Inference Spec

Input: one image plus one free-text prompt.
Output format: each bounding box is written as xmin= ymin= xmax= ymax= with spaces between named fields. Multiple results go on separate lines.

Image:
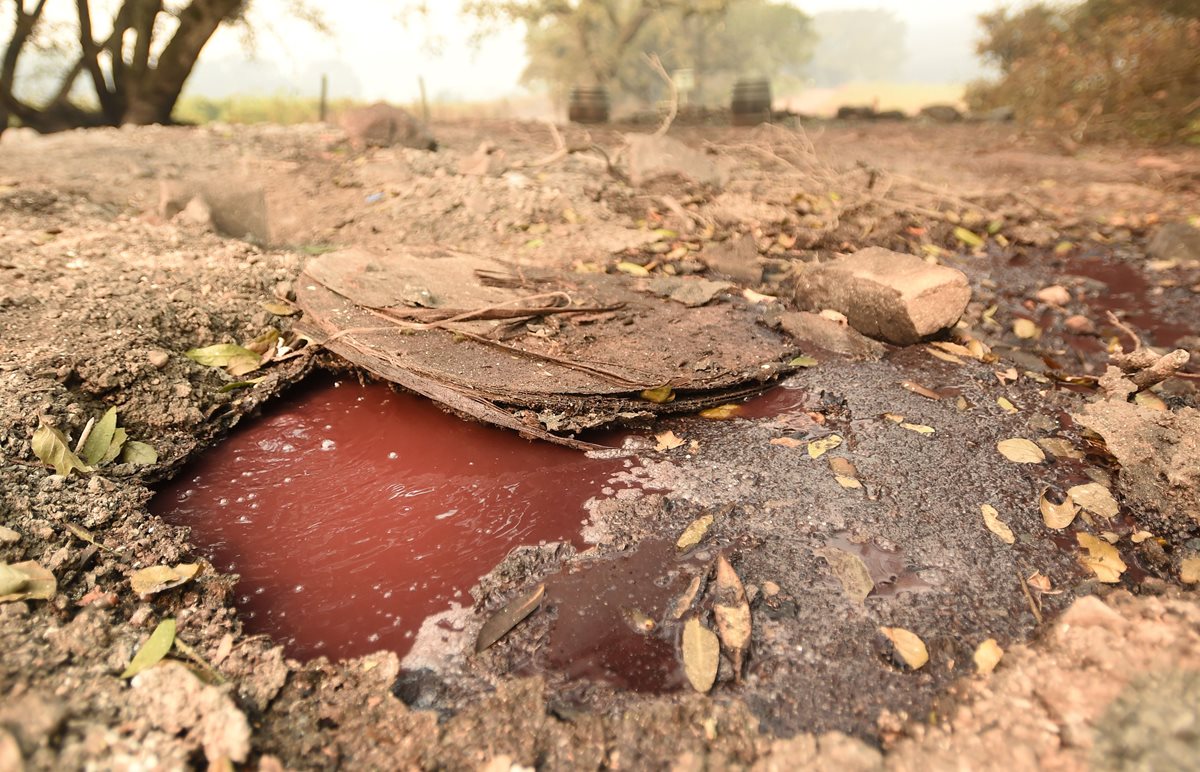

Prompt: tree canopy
xmin=969 ymin=0 xmax=1199 ymax=143
xmin=1 ymin=0 xmax=324 ymax=133
xmin=469 ymin=0 xmax=813 ymax=106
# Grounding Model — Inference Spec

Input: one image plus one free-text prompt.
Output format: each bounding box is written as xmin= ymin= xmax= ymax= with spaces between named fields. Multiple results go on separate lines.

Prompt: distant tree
xmin=805 ymin=9 xmax=906 ymax=87
xmin=0 ymin=0 xmax=326 ymax=133
xmin=969 ymin=0 xmax=1200 ymax=142
xmin=466 ymin=0 xmax=730 ymax=90
xmin=472 ymin=0 xmax=813 ymax=106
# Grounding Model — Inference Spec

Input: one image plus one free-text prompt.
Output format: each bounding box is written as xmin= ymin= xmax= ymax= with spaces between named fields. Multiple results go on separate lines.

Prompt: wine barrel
xmin=731 ymin=77 xmax=772 ymax=126
xmin=568 ymin=86 xmax=610 ymax=124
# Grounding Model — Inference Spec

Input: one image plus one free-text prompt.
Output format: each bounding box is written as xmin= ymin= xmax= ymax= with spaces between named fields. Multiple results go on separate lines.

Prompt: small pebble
xmin=0 ymin=525 xmax=20 ymax=544
xmin=147 ymin=350 xmax=170 ymax=369
xmin=1064 ymin=314 xmax=1095 ymax=334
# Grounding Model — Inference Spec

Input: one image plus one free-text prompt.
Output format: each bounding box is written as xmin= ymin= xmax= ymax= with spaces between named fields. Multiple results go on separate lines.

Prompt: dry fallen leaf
xmin=829 ymin=457 xmax=858 ymax=478
xmin=981 ymin=504 xmax=1016 ymax=545
xmin=1040 ymin=489 xmax=1079 ymax=529
xmin=927 ymin=347 xmax=965 ymax=365
xmin=655 ymin=431 xmax=685 ymax=452
xmin=789 ymin=355 xmax=818 ymax=368
xmin=997 ymin=438 xmax=1046 ymax=464
xmin=699 ymin=404 xmax=742 ymax=420
xmin=835 ymin=475 xmax=863 ymax=490
xmin=713 ymin=555 xmax=751 ymax=678
xmin=807 ymin=434 xmax=843 ymax=459
xmin=615 ymin=261 xmax=650 ymax=277
xmin=1076 ymin=533 xmax=1126 ymax=583
xmin=676 ymin=514 xmax=714 ymax=552
xmin=31 ymin=423 xmax=91 ymax=476
xmin=818 ymin=547 xmax=874 ymax=605
xmin=1012 ymin=318 xmax=1040 ymax=339
xmin=641 ymin=385 xmax=675 ymax=404
xmin=130 ymin=564 xmax=200 ymax=596
xmin=1067 ymin=483 xmax=1119 ymax=519
xmin=901 ymin=381 xmax=941 ymax=400
xmin=1181 ymin=557 xmax=1200 ymax=584
xmin=973 ymin=638 xmax=1004 ymax=674
xmin=79 ymin=407 xmax=119 ymax=466
xmin=770 ymin=437 xmax=804 ymax=449
xmin=0 ymin=561 xmax=56 ymax=603
xmin=681 ymin=617 xmax=720 ymax=693
xmin=670 ymin=575 xmax=705 ymax=619
xmin=475 ymin=583 xmax=545 ymax=653
xmin=1026 ymin=571 xmax=1052 ymax=593
xmin=880 ymin=626 xmax=929 ymax=670
xmin=996 ymin=397 xmax=1019 ymax=414
xmin=883 ymin=413 xmax=905 ymax=423
xmin=185 ymin=343 xmax=262 ymax=377
xmin=900 ymin=423 xmax=935 ymax=435
xmin=742 ymin=288 xmax=776 ymax=304
xmin=121 ymin=618 xmax=176 ymax=678
xmin=1038 ymin=438 xmax=1084 ymax=459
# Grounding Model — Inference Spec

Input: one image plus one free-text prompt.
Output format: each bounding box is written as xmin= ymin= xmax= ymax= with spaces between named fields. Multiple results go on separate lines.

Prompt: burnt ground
xmin=1 ymin=118 xmax=1199 ymax=770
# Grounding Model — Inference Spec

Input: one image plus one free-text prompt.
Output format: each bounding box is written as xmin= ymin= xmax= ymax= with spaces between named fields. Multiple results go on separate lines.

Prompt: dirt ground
xmin=1 ymin=116 xmax=1198 ymax=771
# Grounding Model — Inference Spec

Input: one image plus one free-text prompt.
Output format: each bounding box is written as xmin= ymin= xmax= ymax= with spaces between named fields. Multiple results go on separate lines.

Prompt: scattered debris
xmin=880 ymin=627 xmax=929 ymax=670
xmin=475 ymin=584 xmax=545 ymax=653
xmin=681 ymin=617 xmax=720 ymax=693
xmin=973 ymin=639 xmax=1004 ymax=674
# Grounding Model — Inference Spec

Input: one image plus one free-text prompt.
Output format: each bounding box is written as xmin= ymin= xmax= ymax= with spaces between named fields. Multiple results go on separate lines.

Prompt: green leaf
xmin=80 ymin=408 xmax=118 ymax=466
xmin=0 ymin=561 xmax=56 ymax=603
xmin=100 ymin=428 xmax=128 ymax=466
xmin=218 ymin=377 xmax=266 ymax=393
xmin=185 ymin=344 xmax=261 ymax=377
xmin=31 ymin=424 xmax=91 ymax=476
xmin=261 ymin=301 xmax=297 ymax=316
xmin=789 ymin=355 xmax=818 ymax=367
xmin=954 ymin=226 xmax=985 ymax=249
xmin=121 ymin=441 xmax=158 ymax=467
xmin=121 ymin=619 xmax=176 ymax=678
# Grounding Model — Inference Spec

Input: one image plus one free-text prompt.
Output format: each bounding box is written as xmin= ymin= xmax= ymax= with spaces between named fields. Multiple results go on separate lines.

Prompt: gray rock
xmin=918 ymin=104 xmax=963 ymax=123
xmin=791 ymin=247 xmax=971 ymax=345
xmin=702 ymin=234 xmax=762 ymax=285
xmin=774 ymin=311 xmax=886 ymax=360
xmin=158 ymin=178 xmax=270 ymax=244
xmin=338 ymin=102 xmax=437 ymax=151
xmin=645 ymin=276 xmax=733 ymax=307
xmin=1147 ymin=222 xmax=1200 ymax=263
xmin=626 ymin=134 xmax=727 ymax=188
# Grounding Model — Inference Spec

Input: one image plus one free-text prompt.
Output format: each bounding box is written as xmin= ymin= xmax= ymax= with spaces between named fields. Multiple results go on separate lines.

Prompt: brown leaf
xmin=655 ymin=430 xmax=685 ymax=451
xmin=676 ymin=514 xmax=714 ymax=552
xmin=1067 ymin=483 xmax=1119 ymax=519
xmin=981 ymin=504 xmax=1016 ymax=545
xmin=130 ymin=564 xmax=200 ymax=596
xmin=880 ymin=626 xmax=929 ymax=669
xmin=1038 ymin=438 xmax=1084 ymax=459
xmin=807 ymin=434 xmax=842 ymax=459
xmin=1040 ymin=489 xmax=1078 ymax=529
xmin=712 ymin=555 xmax=751 ymax=678
xmin=900 ymin=381 xmax=941 ymax=400
xmin=1076 ymin=533 xmax=1126 ymax=583
xmin=770 ymin=437 xmax=803 ymax=449
xmin=670 ymin=574 xmax=705 ymax=620
xmin=681 ymin=617 xmax=719 ymax=693
xmin=475 ymin=583 xmax=545 ymax=653
xmin=817 ymin=547 xmax=873 ymax=605
xmin=997 ymin=438 xmax=1045 ymax=464
xmin=973 ymin=638 xmax=1004 ymax=674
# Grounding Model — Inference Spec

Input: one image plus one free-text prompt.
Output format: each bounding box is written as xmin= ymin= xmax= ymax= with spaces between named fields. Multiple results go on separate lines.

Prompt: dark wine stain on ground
xmin=153 ymin=376 xmax=630 ymax=660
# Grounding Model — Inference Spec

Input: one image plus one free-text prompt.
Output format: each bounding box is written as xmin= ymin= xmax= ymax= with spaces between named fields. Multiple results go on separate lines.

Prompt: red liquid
xmin=153 ymin=378 xmax=628 ymax=661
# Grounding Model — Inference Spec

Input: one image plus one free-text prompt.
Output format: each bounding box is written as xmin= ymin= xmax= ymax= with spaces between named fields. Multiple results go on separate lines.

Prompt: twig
xmin=1105 ymin=310 xmax=1142 ymax=353
xmin=642 ymin=52 xmax=677 ymax=137
xmin=1017 ymin=570 xmax=1043 ymax=625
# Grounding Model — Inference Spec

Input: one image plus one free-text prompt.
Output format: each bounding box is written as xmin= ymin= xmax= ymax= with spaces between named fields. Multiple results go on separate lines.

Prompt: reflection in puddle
xmin=153 ymin=377 xmax=630 ymax=660
xmin=824 ymin=532 xmax=935 ymax=597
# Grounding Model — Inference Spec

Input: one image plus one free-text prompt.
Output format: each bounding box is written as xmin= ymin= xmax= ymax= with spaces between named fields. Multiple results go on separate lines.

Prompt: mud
xmin=1 ymin=120 xmax=1198 ymax=770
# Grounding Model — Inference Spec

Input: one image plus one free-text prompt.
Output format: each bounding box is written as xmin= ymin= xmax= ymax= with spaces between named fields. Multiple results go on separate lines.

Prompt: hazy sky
xmin=194 ymin=0 xmax=1023 ymax=102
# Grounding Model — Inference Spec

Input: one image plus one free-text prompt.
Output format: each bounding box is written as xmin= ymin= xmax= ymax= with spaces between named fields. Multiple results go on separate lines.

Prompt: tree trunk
xmin=122 ymin=0 xmax=243 ymax=125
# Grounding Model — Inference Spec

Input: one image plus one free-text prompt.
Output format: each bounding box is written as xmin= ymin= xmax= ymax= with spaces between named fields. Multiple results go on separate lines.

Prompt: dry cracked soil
xmin=1 ymin=117 xmax=1199 ymax=771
